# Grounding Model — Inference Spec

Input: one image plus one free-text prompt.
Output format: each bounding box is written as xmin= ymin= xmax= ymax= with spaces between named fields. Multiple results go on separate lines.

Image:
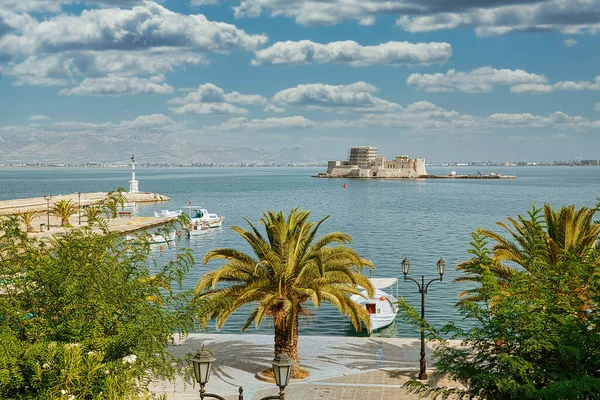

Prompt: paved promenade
xmin=154 ymin=334 xmax=463 ymax=400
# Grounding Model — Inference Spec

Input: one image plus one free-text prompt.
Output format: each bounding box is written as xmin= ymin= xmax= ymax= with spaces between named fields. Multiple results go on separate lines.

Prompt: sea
xmin=1 ymin=166 xmax=598 ymax=337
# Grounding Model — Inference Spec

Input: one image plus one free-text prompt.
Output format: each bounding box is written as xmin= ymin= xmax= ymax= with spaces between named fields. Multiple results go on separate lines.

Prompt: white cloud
xmin=396 ymin=1 xmax=600 ymax=36
xmin=1 ymin=2 xmax=267 ymax=87
xmin=168 ymin=83 xmax=266 ymax=115
xmin=564 ymin=38 xmax=578 ymax=47
xmin=59 ymin=75 xmax=174 ymax=96
xmin=18 ymin=2 xmax=266 ymax=56
xmin=252 ymin=40 xmax=452 ymax=66
xmin=233 ymin=0 xmax=600 ymax=36
xmin=28 ymin=114 xmax=50 ymax=121
xmin=5 ymin=50 xmax=205 ymax=87
xmin=273 ymin=82 xmax=401 ymax=112
xmin=215 ymin=116 xmax=316 ymax=132
xmin=407 ymin=67 xmax=547 ymax=93
xmin=264 ymin=104 xmax=285 ymax=113
xmin=119 ymin=114 xmax=183 ymax=129
xmin=510 ymin=76 xmax=600 ymax=94
xmin=171 ymin=103 xmax=249 ymax=115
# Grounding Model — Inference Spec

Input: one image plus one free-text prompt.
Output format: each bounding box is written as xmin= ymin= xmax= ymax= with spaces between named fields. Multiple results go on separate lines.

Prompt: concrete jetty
xmin=0 ymin=192 xmax=175 ymax=238
xmin=152 ymin=333 xmax=464 ymax=400
xmin=0 ymin=192 xmax=170 ymax=216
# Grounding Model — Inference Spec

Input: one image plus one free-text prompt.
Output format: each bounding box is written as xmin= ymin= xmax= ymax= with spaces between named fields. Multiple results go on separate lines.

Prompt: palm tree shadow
xmin=169 ymin=337 xmax=273 ymax=386
xmin=313 ymin=339 xmax=427 ymax=372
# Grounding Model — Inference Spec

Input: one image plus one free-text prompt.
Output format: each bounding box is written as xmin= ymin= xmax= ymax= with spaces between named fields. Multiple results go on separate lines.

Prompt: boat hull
xmin=351 ymin=288 xmax=398 ymax=333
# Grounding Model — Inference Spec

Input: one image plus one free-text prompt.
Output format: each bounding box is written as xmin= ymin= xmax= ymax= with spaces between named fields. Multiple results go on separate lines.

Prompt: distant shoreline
xmin=0 ymin=163 xmax=599 ymax=169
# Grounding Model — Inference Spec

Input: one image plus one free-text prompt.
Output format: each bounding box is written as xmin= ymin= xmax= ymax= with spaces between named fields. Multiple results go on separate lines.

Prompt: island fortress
xmin=324 ymin=146 xmax=427 ymax=178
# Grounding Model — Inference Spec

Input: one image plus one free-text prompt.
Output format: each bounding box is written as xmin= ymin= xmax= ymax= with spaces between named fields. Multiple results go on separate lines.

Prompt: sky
xmin=0 ymin=0 xmax=599 ymax=162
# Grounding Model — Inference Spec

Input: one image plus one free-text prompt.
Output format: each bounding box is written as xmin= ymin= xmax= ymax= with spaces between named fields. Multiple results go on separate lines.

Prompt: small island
xmin=314 ymin=146 xmax=515 ymax=179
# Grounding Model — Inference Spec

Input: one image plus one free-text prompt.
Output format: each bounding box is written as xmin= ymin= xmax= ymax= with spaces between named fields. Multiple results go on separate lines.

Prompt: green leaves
xmin=0 ymin=218 xmax=197 ymax=399
xmin=400 ymin=202 xmax=600 ymax=400
xmin=195 ymin=206 xmax=374 ymax=366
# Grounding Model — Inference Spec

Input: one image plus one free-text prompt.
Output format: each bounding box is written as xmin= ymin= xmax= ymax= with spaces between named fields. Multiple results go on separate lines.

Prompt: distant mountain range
xmin=0 ymin=126 xmax=321 ymax=164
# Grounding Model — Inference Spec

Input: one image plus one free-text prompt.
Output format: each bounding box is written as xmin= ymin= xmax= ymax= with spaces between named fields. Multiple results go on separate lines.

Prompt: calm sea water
xmin=1 ymin=166 xmax=599 ymax=337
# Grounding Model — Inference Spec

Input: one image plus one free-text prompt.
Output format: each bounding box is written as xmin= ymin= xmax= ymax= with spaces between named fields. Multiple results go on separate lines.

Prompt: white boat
xmin=154 ymin=209 xmax=182 ymax=218
xmin=182 ymin=206 xmax=224 ymax=228
xmin=351 ymin=278 xmax=398 ymax=333
xmin=123 ymin=202 xmax=136 ymax=208
xmin=126 ymin=231 xmax=177 ymax=244
xmin=186 ymin=221 xmax=210 ymax=236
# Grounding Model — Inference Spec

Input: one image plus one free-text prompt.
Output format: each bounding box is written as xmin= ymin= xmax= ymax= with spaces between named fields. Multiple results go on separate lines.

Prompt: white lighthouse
xmin=129 ymin=154 xmax=139 ymax=193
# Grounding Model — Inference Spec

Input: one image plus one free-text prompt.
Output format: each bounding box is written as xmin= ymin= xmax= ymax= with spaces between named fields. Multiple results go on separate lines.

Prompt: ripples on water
xmin=1 ymin=166 xmax=598 ymax=337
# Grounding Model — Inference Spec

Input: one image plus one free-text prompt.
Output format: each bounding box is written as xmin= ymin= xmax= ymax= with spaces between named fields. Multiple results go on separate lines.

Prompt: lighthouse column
xmin=129 ymin=155 xmax=139 ymax=193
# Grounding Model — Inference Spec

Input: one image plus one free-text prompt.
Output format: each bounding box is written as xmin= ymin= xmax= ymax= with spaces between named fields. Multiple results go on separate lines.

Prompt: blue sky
xmin=0 ymin=0 xmax=599 ymax=162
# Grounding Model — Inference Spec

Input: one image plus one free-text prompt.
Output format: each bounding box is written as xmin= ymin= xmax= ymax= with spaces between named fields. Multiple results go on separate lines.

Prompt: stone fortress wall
xmin=326 ymin=146 xmax=427 ymax=178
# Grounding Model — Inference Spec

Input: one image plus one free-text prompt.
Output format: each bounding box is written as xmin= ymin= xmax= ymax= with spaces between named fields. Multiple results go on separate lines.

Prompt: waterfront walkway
xmin=154 ymin=334 xmax=464 ymax=400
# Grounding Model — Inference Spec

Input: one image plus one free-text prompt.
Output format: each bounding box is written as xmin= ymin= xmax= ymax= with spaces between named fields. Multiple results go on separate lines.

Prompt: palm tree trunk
xmin=273 ymin=309 xmax=302 ymax=376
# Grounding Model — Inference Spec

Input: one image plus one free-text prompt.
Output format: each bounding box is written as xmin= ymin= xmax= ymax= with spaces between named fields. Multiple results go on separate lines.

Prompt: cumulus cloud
xmin=13 ymin=2 xmax=266 ymax=56
xmin=171 ymin=103 xmax=249 ymax=115
xmin=396 ymin=0 xmax=600 ymax=37
xmin=29 ymin=114 xmax=50 ymax=121
xmin=60 ymin=75 xmax=174 ymax=96
xmin=407 ymin=67 xmax=547 ymax=93
xmin=119 ymin=114 xmax=183 ymax=129
xmin=510 ymin=76 xmax=600 ymax=94
xmin=5 ymin=50 xmax=205 ymax=87
xmin=252 ymin=40 xmax=452 ymax=66
xmin=273 ymin=82 xmax=401 ymax=112
xmin=1 ymin=2 xmax=267 ymax=88
xmin=233 ymin=0 xmax=600 ymax=36
xmin=264 ymin=104 xmax=285 ymax=113
xmin=564 ymin=38 xmax=578 ymax=46
xmin=169 ymin=83 xmax=266 ymax=115
xmin=215 ymin=116 xmax=316 ymax=132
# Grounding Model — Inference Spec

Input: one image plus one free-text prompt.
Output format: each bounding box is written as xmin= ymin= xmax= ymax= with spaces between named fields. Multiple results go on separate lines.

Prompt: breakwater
xmin=0 ymin=191 xmax=170 ymax=216
xmin=313 ymin=173 xmax=516 ymax=179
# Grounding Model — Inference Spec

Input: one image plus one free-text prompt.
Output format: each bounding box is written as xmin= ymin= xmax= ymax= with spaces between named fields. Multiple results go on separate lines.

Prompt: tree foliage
xmin=0 ymin=217 xmax=200 ymax=399
xmin=399 ymin=203 xmax=600 ymax=400
xmin=194 ymin=207 xmax=373 ymax=374
xmin=50 ymin=200 xmax=78 ymax=227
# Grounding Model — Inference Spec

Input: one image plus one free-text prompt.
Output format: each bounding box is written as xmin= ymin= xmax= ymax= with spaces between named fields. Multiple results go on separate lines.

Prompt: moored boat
xmin=186 ymin=221 xmax=210 ymax=236
xmin=154 ymin=209 xmax=182 ymax=218
xmin=351 ymin=278 xmax=398 ymax=333
xmin=126 ymin=231 xmax=177 ymax=244
xmin=182 ymin=206 xmax=224 ymax=228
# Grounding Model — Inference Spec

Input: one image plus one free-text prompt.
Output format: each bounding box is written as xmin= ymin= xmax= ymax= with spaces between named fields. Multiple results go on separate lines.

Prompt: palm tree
xmin=50 ymin=200 xmax=78 ymax=227
xmin=84 ymin=205 xmax=105 ymax=227
xmin=103 ymin=189 xmax=126 ymax=219
xmin=457 ymin=203 xmax=600 ymax=304
xmin=195 ymin=207 xmax=373 ymax=376
xmin=18 ymin=210 xmax=37 ymax=233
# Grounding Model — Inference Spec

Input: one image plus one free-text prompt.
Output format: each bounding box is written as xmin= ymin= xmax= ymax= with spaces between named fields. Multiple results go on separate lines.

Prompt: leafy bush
xmin=399 ymin=203 xmax=600 ymax=400
xmin=0 ymin=217 xmax=199 ymax=399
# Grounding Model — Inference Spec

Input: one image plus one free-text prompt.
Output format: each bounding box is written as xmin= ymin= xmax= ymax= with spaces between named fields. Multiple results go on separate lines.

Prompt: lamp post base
xmin=418 ymin=371 xmax=428 ymax=380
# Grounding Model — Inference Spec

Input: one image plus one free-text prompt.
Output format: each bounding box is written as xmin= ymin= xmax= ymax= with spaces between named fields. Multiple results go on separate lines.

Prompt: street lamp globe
xmin=401 ymin=257 xmax=411 ymax=277
xmin=437 ymin=258 xmax=446 ymax=278
xmin=191 ymin=347 xmax=216 ymax=385
xmin=271 ymin=353 xmax=294 ymax=389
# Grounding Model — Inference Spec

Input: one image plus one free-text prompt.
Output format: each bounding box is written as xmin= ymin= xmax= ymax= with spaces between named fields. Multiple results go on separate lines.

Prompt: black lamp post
xmin=76 ymin=192 xmax=81 ymax=225
xmin=402 ymin=257 xmax=446 ymax=380
xmin=43 ymin=194 xmax=52 ymax=231
xmin=191 ymin=347 xmax=294 ymax=400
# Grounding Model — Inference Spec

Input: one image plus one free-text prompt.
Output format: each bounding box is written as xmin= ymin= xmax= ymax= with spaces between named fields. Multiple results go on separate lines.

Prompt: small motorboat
xmin=182 ymin=206 xmax=224 ymax=228
xmin=351 ymin=278 xmax=398 ymax=333
xmin=186 ymin=221 xmax=210 ymax=236
xmin=126 ymin=231 xmax=177 ymax=244
xmin=123 ymin=202 xmax=136 ymax=208
xmin=154 ymin=209 xmax=182 ymax=218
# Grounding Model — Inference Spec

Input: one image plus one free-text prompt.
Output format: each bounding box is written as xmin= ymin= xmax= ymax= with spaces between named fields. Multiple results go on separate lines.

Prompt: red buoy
xmin=343 ymin=182 xmax=347 ymax=189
